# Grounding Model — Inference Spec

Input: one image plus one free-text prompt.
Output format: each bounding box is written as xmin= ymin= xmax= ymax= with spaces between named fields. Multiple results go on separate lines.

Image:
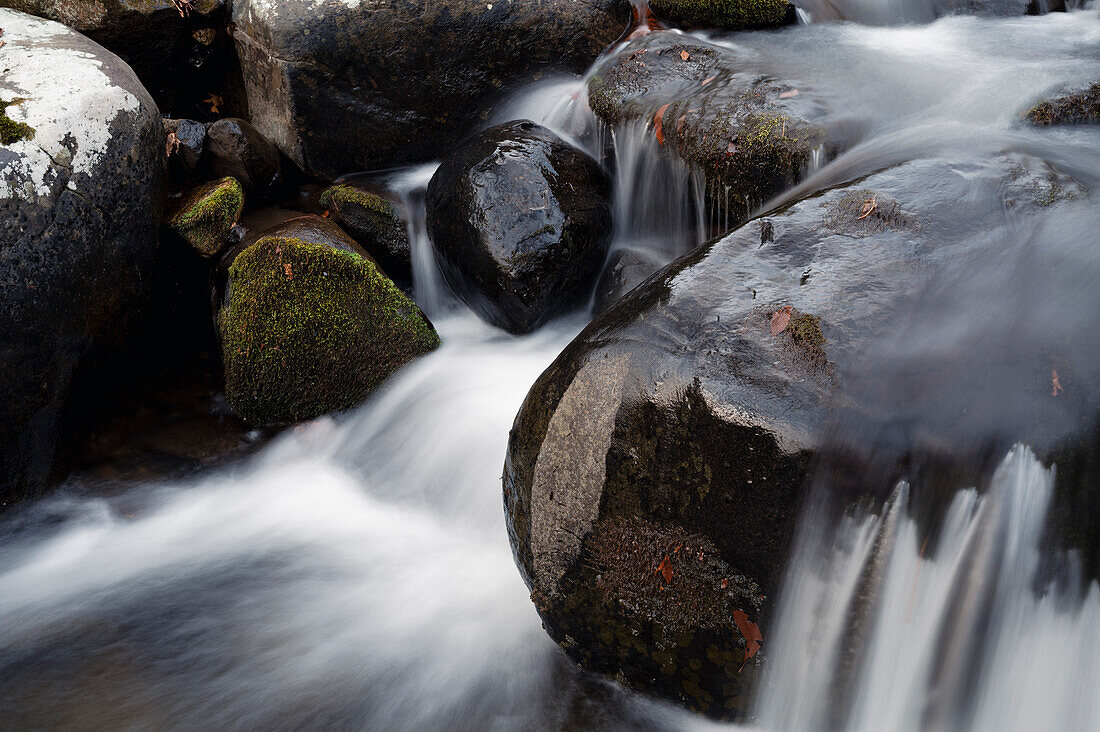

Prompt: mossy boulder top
xmin=427 ymin=120 xmax=613 ymax=334
xmin=504 ymin=153 xmax=1093 ymax=719
xmin=167 ymin=176 xmax=244 ymax=258
xmin=230 ymin=0 xmax=631 ymax=177
xmin=0 ymin=9 xmax=165 ymax=501
xmin=320 ymin=183 xmax=412 ymax=286
xmin=218 ymin=234 xmax=439 ymax=426
xmin=649 ymin=0 xmax=793 ymax=30
xmin=588 ymin=32 xmax=832 ymax=222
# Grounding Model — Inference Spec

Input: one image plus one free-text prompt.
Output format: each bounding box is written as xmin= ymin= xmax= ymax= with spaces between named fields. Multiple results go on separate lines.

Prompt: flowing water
xmin=3 ymin=6 xmax=1100 ymax=731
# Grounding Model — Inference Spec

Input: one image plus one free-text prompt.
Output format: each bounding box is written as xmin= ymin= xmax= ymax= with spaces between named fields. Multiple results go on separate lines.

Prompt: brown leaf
xmin=1052 ymin=368 xmax=1063 ymax=397
xmin=680 ymin=49 xmax=690 ymax=61
xmin=656 ymin=555 xmax=673 ymax=584
xmin=856 ymin=194 xmax=877 ymax=220
xmin=733 ymin=609 xmax=764 ymax=666
xmin=779 ymin=89 xmax=799 ymax=99
xmin=701 ymin=76 xmax=716 ymax=86
xmin=283 ymin=263 xmax=293 ymax=279
xmin=165 ymin=130 xmax=180 ymax=157
xmin=770 ymin=306 xmax=792 ymax=336
xmin=653 ymin=103 xmax=670 ymax=146
xmin=203 ymin=93 xmax=224 ymax=115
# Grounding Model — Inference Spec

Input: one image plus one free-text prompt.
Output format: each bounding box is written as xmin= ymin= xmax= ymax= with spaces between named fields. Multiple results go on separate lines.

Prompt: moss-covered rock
xmin=218 ymin=236 xmax=439 ymax=425
xmin=1025 ymin=81 xmax=1100 ymax=127
xmin=650 ymin=0 xmax=793 ymax=30
xmin=167 ymin=177 xmax=244 ymax=257
xmin=0 ymin=99 xmax=35 ymax=145
xmin=320 ymin=183 xmax=411 ymax=285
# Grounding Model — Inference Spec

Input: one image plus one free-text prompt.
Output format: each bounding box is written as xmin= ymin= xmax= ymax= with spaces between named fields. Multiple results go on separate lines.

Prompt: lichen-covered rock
xmin=587 ymin=32 xmax=830 ymax=220
xmin=320 ymin=183 xmax=411 ymax=285
xmin=167 ymin=177 xmax=244 ymax=257
xmin=650 ymin=0 xmax=793 ymax=29
xmin=231 ymin=0 xmax=631 ymax=178
xmin=1025 ymin=81 xmax=1100 ymax=127
xmin=1 ymin=0 xmax=238 ymax=117
xmin=427 ymin=120 xmax=612 ymax=334
xmin=504 ymin=153 xmax=1092 ymax=719
xmin=0 ymin=9 xmax=165 ymax=502
xmin=218 ymin=235 xmax=440 ymax=425
xmin=203 ymin=117 xmax=281 ymax=194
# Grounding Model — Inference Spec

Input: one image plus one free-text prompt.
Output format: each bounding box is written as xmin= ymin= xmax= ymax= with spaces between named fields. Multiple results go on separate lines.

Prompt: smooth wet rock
xmin=1025 ymin=81 xmax=1100 ymax=127
xmin=217 ymin=225 xmax=438 ymax=425
xmin=588 ymin=32 xmax=830 ymax=220
xmin=427 ymin=120 xmax=612 ymax=334
xmin=649 ymin=0 xmax=794 ymax=29
xmin=0 ymin=9 xmax=165 ymax=502
xmin=320 ymin=183 xmax=411 ymax=286
xmin=504 ymin=152 xmax=1094 ymax=719
xmin=166 ymin=177 xmax=244 ymax=258
xmin=594 ymin=247 xmax=668 ymax=315
xmin=164 ymin=118 xmax=206 ymax=180
xmin=203 ymin=118 xmax=281 ymax=194
xmin=3 ymin=0 xmax=237 ymax=116
xmin=231 ymin=0 xmax=631 ymax=177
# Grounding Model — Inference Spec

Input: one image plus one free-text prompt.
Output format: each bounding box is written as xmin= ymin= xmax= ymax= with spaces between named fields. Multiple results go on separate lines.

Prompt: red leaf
xmin=770 ymin=306 xmax=792 ymax=336
xmin=733 ymin=609 xmax=764 ymax=665
xmin=653 ymin=103 xmax=670 ymax=146
xmin=656 ymin=555 xmax=673 ymax=584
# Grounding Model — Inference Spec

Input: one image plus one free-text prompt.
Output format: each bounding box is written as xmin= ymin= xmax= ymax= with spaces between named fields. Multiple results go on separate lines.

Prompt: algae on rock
xmin=650 ymin=0 xmax=792 ymax=29
xmin=167 ymin=176 xmax=244 ymax=257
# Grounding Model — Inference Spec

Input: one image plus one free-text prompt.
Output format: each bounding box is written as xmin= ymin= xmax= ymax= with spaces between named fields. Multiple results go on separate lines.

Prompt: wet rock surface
xmin=649 ymin=0 xmax=794 ymax=30
xmin=504 ymin=152 xmax=1096 ymax=718
xmin=0 ymin=9 xmax=165 ymax=503
xmin=204 ymin=117 xmax=282 ymax=195
xmin=320 ymin=183 xmax=411 ymax=286
xmin=587 ymin=32 xmax=831 ymax=220
xmin=230 ymin=0 xmax=631 ymax=177
xmin=1026 ymin=81 xmax=1100 ymax=126
xmin=427 ymin=120 xmax=613 ymax=333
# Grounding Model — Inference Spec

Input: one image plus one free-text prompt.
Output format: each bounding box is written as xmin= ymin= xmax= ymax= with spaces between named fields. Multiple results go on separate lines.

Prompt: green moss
xmin=218 ymin=236 xmax=439 ymax=425
xmin=320 ymin=183 xmax=395 ymax=218
xmin=650 ymin=0 xmax=790 ymax=29
xmin=319 ymin=183 xmax=410 ymax=277
xmin=0 ymin=99 xmax=35 ymax=145
xmin=788 ymin=312 xmax=824 ymax=349
xmin=167 ymin=177 xmax=244 ymax=257
xmin=1025 ymin=81 xmax=1100 ymax=127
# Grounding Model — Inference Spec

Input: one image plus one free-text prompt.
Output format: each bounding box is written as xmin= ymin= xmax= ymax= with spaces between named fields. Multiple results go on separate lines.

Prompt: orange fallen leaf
xmin=1052 ymin=368 xmax=1063 ymax=397
xmin=653 ymin=103 xmax=670 ymax=146
xmin=203 ymin=93 xmax=224 ymax=115
xmin=680 ymin=49 xmax=690 ymax=61
xmin=770 ymin=306 xmax=793 ymax=336
xmin=283 ymin=263 xmax=293 ymax=278
xmin=165 ymin=130 xmax=180 ymax=157
xmin=656 ymin=555 xmax=674 ymax=584
xmin=733 ymin=609 xmax=764 ymax=667
xmin=779 ymin=89 xmax=799 ymax=99
xmin=701 ymin=76 xmax=716 ymax=86
xmin=857 ymin=194 xmax=877 ymax=220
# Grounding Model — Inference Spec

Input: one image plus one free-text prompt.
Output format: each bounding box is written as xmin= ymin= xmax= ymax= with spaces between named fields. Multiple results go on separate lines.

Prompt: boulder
xmin=320 ymin=183 xmax=411 ymax=285
xmin=164 ymin=118 xmax=206 ymax=180
xmin=166 ymin=177 xmax=244 ymax=258
xmin=217 ymin=224 xmax=439 ymax=425
xmin=649 ymin=0 xmax=794 ymax=29
xmin=593 ymin=247 xmax=667 ymax=315
xmin=587 ymin=32 xmax=831 ymax=220
xmin=427 ymin=121 xmax=612 ymax=334
xmin=1 ymin=0 xmax=238 ymax=117
xmin=504 ymin=153 xmax=1095 ymax=718
xmin=230 ymin=0 xmax=631 ymax=177
xmin=1025 ymin=81 xmax=1100 ymax=127
xmin=204 ymin=117 xmax=281 ymax=194
xmin=0 ymin=9 xmax=165 ymax=502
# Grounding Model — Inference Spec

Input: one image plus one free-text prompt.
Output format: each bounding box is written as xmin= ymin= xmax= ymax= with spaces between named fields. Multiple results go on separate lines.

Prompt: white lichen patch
xmin=0 ymin=9 xmax=140 ymax=202
xmin=247 ymin=0 xmax=363 ymax=19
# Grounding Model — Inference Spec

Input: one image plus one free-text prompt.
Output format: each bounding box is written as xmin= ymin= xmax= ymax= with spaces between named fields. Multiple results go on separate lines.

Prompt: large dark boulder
xmin=587 ymin=32 xmax=831 ymax=221
xmin=0 ymin=9 xmax=165 ymax=503
xmin=231 ymin=0 xmax=631 ymax=178
xmin=1 ymin=0 xmax=239 ymax=117
xmin=503 ymin=152 xmax=1097 ymax=718
xmin=427 ymin=120 xmax=612 ymax=334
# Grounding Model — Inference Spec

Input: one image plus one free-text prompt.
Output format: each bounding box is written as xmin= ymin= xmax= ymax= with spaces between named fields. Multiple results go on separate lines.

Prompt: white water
xmin=757 ymin=447 xmax=1100 ymax=731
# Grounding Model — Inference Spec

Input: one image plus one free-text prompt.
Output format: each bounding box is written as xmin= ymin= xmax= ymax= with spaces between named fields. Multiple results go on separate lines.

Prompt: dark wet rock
xmin=593 ymin=247 xmax=668 ymax=315
xmin=504 ymin=152 xmax=1095 ymax=718
xmin=588 ymin=32 xmax=831 ymax=220
xmin=0 ymin=10 xmax=165 ymax=503
xmin=2 ymin=0 xmax=241 ymax=118
xmin=164 ymin=118 xmax=206 ymax=179
xmin=217 ymin=224 xmax=439 ymax=425
xmin=203 ymin=118 xmax=281 ymax=194
xmin=649 ymin=0 xmax=794 ymax=29
xmin=427 ymin=120 xmax=613 ymax=334
xmin=231 ymin=0 xmax=631 ymax=178
xmin=1025 ymin=81 xmax=1100 ymax=127
xmin=166 ymin=177 xmax=244 ymax=258
xmin=320 ymin=183 xmax=411 ymax=286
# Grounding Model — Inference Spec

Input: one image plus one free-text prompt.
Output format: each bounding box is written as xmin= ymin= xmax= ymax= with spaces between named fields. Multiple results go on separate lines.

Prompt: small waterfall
xmin=756 ymin=446 xmax=1100 ymax=731
xmin=382 ymin=163 xmax=449 ymax=316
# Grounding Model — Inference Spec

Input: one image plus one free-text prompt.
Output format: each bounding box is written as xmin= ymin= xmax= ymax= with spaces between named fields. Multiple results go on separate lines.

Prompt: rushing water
xmin=2 ymin=7 xmax=1100 ymax=731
